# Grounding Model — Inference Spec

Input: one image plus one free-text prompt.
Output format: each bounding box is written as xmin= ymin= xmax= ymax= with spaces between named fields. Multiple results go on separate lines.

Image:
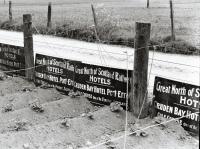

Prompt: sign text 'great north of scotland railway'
xmin=35 ymin=54 xmax=131 ymax=107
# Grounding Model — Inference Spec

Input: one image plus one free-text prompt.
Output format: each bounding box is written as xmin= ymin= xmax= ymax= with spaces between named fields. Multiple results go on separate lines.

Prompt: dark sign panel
xmin=153 ymin=76 xmax=199 ymax=134
xmin=35 ymin=54 xmax=131 ymax=107
xmin=74 ymin=62 xmax=131 ymax=106
xmin=0 ymin=43 xmax=25 ymax=76
xmin=35 ymin=54 xmax=79 ymax=92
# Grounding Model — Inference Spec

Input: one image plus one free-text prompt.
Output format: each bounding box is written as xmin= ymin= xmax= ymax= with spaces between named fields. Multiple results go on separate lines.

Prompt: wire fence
xmin=0 ymin=35 xmax=199 ymax=86
xmin=1 ymin=34 xmax=199 ymax=69
xmin=87 ymin=111 xmax=200 ymax=149
xmin=1 ymin=1 xmax=200 ymax=7
xmin=0 ymin=33 xmax=199 ymax=148
xmin=0 ymin=2 xmax=199 ymax=148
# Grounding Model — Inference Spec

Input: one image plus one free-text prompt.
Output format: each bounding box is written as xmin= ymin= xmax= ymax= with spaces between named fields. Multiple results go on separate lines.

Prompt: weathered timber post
xmin=91 ymin=4 xmax=99 ymax=41
xmin=130 ymin=22 xmax=151 ymax=118
xmin=9 ymin=1 xmax=12 ymax=21
xmin=23 ymin=14 xmax=34 ymax=81
xmin=47 ymin=2 xmax=52 ymax=28
xmin=147 ymin=0 xmax=149 ymax=8
xmin=170 ymin=0 xmax=175 ymax=41
xmin=4 ymin=0 xmax=6 ymax=4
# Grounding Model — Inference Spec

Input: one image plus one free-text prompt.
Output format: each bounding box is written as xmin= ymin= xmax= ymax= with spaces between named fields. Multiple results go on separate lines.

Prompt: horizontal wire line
xmin=87 ymin=111 xmax=200 ymax=149
xmin=0 ymin=64 xmax=44 ymax=73
xmin=150 ymin=73 xmax=197 ymax=85
xmin=0 ymin=36 xmax=199 ymax=69
xmin=0 ymin=64 xmax=197 ymax=86
xmin=1 ymin=1 xmax=200 ymax=7
xmin=149 ymin=58 xmax=200 ymax=68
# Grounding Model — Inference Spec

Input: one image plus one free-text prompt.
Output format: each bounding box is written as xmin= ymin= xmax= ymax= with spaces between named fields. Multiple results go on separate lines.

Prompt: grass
xmin=0 ymin=0 xmax=199 ymax=55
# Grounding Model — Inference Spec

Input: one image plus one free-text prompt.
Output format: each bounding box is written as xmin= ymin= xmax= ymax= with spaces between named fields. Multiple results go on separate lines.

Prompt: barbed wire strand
xmin=0 ymin=64 xmax=45 ymax=73
xmin=0 ymin=54 xmax=198 ymax=85
xmin=123 ymin=40 xmax=156 ymax=149
xmin=32 ymin=23 xmax=40 ymax=34
xmin=1 ymin=1 xmax=200 ymax=7
xmin=86 ymin=111 xmax=199 ymax=149
xmin=136 ymin=45 xmax=156 ymax=123
xmin=123 ymin=50 xmax=129 ymax=149
xmin=198 ymin=42 xmax=200 ymax=89
xmin=0 ymin=55 xmax=198 ymax=85
xmin=150 ymin=73 xmax=197 ymax=85
xmin=0 ymin=63 xmax=197 ymax=87
xmin=0 ymin=24 xmax=199 ymax=149
xmin=1 ymin=35 xmax=199 ymax=69
xmin=9 ymin=41 xmax=200 ymax=70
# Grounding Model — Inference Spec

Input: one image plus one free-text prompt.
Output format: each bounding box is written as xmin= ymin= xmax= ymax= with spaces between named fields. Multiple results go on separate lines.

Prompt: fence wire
xmin=1 ymin=34 xmax=199 ymax=69
xmin=1 ymin=1 xmax=200 ymax=7
xmin=87 ymin=111 xmax=200 ymax=149
xmin=0 ymin=2 xmax=199 ymax=149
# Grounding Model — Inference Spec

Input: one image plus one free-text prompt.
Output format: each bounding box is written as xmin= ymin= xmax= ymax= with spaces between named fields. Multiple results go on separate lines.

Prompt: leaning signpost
xmin=153 ymin=76 xmax=199 ymax=134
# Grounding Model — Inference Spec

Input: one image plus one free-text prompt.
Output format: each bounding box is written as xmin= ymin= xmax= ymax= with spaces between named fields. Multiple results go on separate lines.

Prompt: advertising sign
xmin=35 ymin=54 xmax=131 ymax=107
xmin=153 ymin=76 xmax=199 ymax=134
xmin=0 ymin=43 xmax=25 ymax=76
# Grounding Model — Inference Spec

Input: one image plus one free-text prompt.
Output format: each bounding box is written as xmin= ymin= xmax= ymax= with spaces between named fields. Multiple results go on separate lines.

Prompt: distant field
xmin=0 ymin=0 xmax=199 ymax=48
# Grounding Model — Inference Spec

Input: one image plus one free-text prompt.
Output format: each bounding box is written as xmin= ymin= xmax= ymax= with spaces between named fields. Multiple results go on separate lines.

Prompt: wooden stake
xmin=170 ymin=0 xmax=175 ymax=41
xmin=130 ymin=22 xmax=151 ymax=118
xmin=91 ymin=4 xmax=99 ymax=41
xmin=9 ymin=1 xmax=12 ymax=21
xmin=23 ymin=14 xmax=34 ymax=81
xmin=47 ymin=2 xmax=52 ymax=28
xmin=147 ymin=0 xmax=149 ymax=8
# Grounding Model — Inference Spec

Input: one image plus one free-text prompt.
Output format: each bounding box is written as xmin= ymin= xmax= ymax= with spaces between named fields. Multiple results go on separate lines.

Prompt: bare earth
xmin=0 ymin=0 xmax=199 ymax=148
xmin=0 ymin=72 xmax=199 ymax=149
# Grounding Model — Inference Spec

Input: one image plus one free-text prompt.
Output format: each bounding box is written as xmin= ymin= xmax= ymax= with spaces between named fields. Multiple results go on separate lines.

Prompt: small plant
xmin=29 ymin=99 xmax=44 ymax=113
xmin=68 ymin=90 xmax=83 ymax=98
xmin=87 ymin=112 xmax=94 ymax=120
xmin=39 ymin=83 xmax=52 ymax=89
xmin=0 ymin=72 xmax=7 ymax=81
xmin=102 ymin=135 xmax=116 ymax=149
xmin=8 ymin=118 xmax=29 ymax=131
xmin=110 ymin=101 xmax=123 ymax=112
xmin=129 ymin=123 xmax=148 ymax=137
xmin=61 ymin=118 xmax=71 ymax=128
xmin=21 ymin=86 xmax=33 ymax=92
xmin=2 ymin=103 xmax=13 ymax=113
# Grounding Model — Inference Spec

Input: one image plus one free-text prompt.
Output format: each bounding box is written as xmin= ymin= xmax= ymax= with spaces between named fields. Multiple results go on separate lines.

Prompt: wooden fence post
xmin=9 ymin=1 xmax=12 ymax=21
xmin=170 ymin=0 xmax=175 ymax=41
xmin=91 ymin=4 xmax=99 ymax=41
xmin=47 ymin=2 xmax=52 ymax=28
xmin=23 ymin=14 xmax=34 ymax=81
xmin=147 ymin=0 xmax=149 ymax=8
xmin=130 ymin=22 xmax=151 ymax=118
